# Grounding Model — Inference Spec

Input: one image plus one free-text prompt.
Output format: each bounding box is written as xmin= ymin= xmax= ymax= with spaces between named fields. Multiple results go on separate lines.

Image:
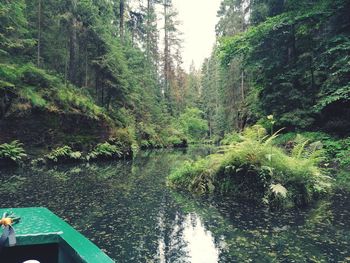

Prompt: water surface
xmin=0 ymin=147 xmax=349 ymax=262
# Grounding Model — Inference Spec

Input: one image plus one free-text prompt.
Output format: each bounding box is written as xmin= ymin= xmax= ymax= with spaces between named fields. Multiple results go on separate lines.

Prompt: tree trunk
xmin=101 ymin=84 xmax=104 ymax=107
xmin=241 ymin=71 xmax=245 ymax=100
xmin=67 ymin=0 xmax=79 ymax=86
xmin=209 ymin=116 xmax=212 ymax=138
xmin=288 ymin=24 xmax=296 ymax=64
xmin=68 ymin=15 xmax=79 ymax=86
xmin=95 ymin=68 xmax=99 ymax=100
xmin=64 ymin=39 xmax=68 ymax=87
xmin=163 ymin=0 xmax=169 ymax=99
xmin=85 ymin=49 xmax=88 ymax=88
xmin=120 ymin=0 xmax=125 ymax=39
xmin=146 ymin=0 xmax=151 ymax=59
xmin=0 ymin=91 xmax=14 ymax=120
xmin=37 ymin=0 xmax=42 ymax=67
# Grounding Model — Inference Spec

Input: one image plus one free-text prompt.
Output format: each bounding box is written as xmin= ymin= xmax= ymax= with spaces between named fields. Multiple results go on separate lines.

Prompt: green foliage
xmin=0 ymin=140 xmax=27 ymax=165
xmin=45 ymin=146 xmax=82 ymax=163
xmin=137 ymin=122 xmax=163 ymax=149
xmin=111 ymin=128 xmax=137 ymax=154
xmin=200 ymin=51 xmax=250 ymax=136
xmin=165 ymin=135 xmax=185 ymax=147
xmin=270 ymin=183 xmax=288 ymax=198
xmin=0 ymin=63 xmax=105 ymax=119
xmin=135 ymin=120 xmax=187 ymax=149
xmin=161 ymin=127 xmax=188 ymax=148
xmin=316 ymin=85 xmax=350 ymax=111
xmin=216 ymin=0 xmax=350 ymax=132
xmin=87 ymin=142 xmax=122 ymax=161
xmin=335 ymin=140 xmax=350 ymax=169
xmin=242 ymin=125 xmax=268 ymax=141
xmin=275 ymin=132 xmax=350 ymax=170
xmin=168 ymin=157 xmax=220 ymax=194
xmin=177 ymin=108 xmax=208 ymax=142
xmin=0 ymin=0 xmax=34 ymax=55
xmin=335 ymin=170 xmax=350 ymax=192
xmin=220 ymin=131 xmax=242 ymax=145
xmin=0 ymin=0 xmax=190 ymax=154
xmin=168 ymin=126 xmax=331 ymax=208
xmin=56 ymin=85 xmax=103 ymax=118
xmin=20 ymin=87 xmax=47 ymax=107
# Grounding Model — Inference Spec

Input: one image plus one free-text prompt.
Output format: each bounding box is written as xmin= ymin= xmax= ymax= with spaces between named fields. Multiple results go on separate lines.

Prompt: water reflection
xmin=182 ymin=214 xmax=219 ymax=263
xmin=156 ymin=212 xmax=219 ymax=263
xmin=0 ymin=146 xmax=349 ymax=262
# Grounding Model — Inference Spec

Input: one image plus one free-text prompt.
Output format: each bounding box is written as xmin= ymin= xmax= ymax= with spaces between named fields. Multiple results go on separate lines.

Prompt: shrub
xmin=220 ymin=131 xmax=242 ymax=145
xmin=274 ymin=132 xmax=350 ymax=170
xmin=162 ymin=128 xmax=188 ymax=148
xmin=140 ymin=140 xmax=151 ymax=149
xmin=168 ymin=125 xmax=332 ymax=208
xmin=0 ymin=140 xmax=27 ymax=165
xmin=87 ymin=142 xmax=122 ymax=161
xmin=45 ymin=146 xmax=82 ymax=163
xmin=137 ymin=122 xmax=164 ymax=149
xmin=168 ymin=156 xmax=221 ymax=194
xmin=109 ymin=127 xmax=137 ymax=156
xmin=166 ymin=135 xmax=187 ymax=147
xmin=177 ymin=108 xmax=208 ymax=142
xmin=136 ymin=122 xmax=188 ymax=149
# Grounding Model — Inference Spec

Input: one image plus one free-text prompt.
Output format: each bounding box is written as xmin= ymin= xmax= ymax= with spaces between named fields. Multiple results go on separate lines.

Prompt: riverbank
xmin=0 ymin=137 xmax=188 ymax=167
xmin=0 ymin=63 xmax=194 ymax=167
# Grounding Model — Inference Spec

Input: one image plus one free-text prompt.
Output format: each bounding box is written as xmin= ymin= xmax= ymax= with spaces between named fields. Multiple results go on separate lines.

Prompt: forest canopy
xmin=0 ymin=0 xmax=205 ymax=152
xmin=201 ymin=0 xmax=350 ymax=136
xmin=0 ymin=0 xmax=349 ymax=159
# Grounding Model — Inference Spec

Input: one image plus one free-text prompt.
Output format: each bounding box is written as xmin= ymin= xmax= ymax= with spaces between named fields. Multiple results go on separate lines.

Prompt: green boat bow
xmin=0 ymin=207 xmax=114 ymax=263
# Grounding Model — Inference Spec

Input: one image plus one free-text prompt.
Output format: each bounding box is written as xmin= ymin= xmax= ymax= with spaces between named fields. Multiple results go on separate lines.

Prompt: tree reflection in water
xmin=0 ymin=146 xmax=349 ymax=262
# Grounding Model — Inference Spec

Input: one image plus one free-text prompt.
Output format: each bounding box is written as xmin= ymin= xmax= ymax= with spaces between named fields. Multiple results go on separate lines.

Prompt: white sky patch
xmin=183 ymin=214 xmax=219 ymax=263
xmin=173 ymin=0 xmax=221 ymax=71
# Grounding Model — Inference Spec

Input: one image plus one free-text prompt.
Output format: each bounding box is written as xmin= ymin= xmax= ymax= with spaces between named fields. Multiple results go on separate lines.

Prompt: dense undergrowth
xmin=0 ymin=63 xmax=202 ymax=159
xmin=168 ymin=125 xmax=336 ymax=208
xmin=0 ymin=128 xmax=187 ymax=166
xmin=0 ymin=1 xmax=211 ymax=160
xmin=0 ymin=63 xmax=105 ymax=119
xmin=273 ymin=132 xmax=350 ymax=192
xmin=274 ymin=132 xmax=350 ymax=171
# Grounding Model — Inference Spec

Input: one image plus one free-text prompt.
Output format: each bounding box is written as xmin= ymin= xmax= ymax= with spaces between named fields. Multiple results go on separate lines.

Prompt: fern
xmin=292 ymin=139 xmax=310 ymax=159
xmin=0 ymin=140 xmax=27 ymax=164
xmin=264 ymin=128 xmax=285 ymax=145
xmin=87 ymin=142 xmax=122 ymax=161
xmin=168 ymin=125 xmax=332 ymax=208
xmin=242 ymin=125 xmax=267 ymax=141
xmin=270 ymin=183 xmax=288 ymax=198
xmin=45 ymin=146 xmax=82 ymax=163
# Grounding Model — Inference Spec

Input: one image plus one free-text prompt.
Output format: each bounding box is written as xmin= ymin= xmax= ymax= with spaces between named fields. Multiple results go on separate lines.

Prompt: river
xmin=0 ymin=146 xmax=349 ymax=262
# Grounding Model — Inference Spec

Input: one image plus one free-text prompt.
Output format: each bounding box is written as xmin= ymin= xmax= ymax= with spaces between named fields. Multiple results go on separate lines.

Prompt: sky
xmin=172 ymin=0 xmax=221 ymax=71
